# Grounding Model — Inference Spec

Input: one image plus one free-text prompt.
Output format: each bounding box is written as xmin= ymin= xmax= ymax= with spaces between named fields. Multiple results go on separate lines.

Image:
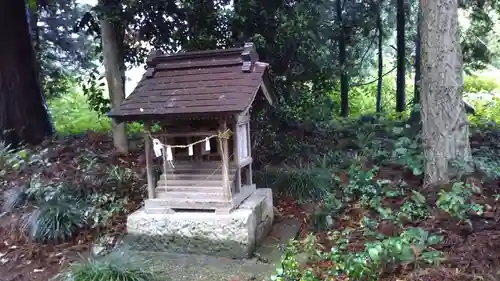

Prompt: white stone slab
xmin=126 ymin=188 xmax=274 ymax=258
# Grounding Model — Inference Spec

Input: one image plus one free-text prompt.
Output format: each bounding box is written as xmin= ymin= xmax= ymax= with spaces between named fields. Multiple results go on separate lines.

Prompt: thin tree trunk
xmin=100 ymin=17 xmax=128 ymax=154
xmin=0 ymin=0 xmax=53 ymax=146
xmin=376 ymin=3 xmax=383 ymax=113
xmin=409 ymin=4 xmax=422 ymax=126
xmin=338 ymin=0 xmax=349 ymax=117
xmin=396 ymin=0 xmax=406 ymax=112
xmin=413 ymin=8 xmax=421 ymax=106
xmin=420 ymin=0 xmax=471 ymax=186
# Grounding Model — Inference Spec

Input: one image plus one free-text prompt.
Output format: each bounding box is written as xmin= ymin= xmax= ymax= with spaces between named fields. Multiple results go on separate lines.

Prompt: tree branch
xmin=350 ymin=66 xmax=397 ymax=87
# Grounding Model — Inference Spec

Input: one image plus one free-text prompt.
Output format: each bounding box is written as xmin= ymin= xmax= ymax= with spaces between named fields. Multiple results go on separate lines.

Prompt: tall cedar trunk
xmin=338 ymin=0 xmax=349 ymax=117
xmin=396 ymin=0 xmax=406 ymax=112
xmin=414 ymin=8 xmax=421 ymax=105
xmin=0 ymin=0 xmax=53 ymax=146
xmin=28 ymin=3 xmax=41 ymax=78
xmin=376 ymin=3 xmax=383 ymax=113
xmin=114 ymin=23 xmax=126 ymax=95
xmin=420 ymin=0 xmax=471 ymax=186
xmin=409 ymin=4 xmax=422 ymax=126
xmin=100 ymin=18 xmax=128 ymax=154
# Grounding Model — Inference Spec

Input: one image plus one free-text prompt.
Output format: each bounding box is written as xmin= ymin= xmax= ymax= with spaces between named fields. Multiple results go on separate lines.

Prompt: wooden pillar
xmin=144 ymin=122 xmax=156 ymax=199
xmin=233 ymin=120 xmax=241 ymax=193
xmin=218 ymin=118 xmax=231 ymax=201
xmin=161 ymin=135 xmax=168 ymax=183
xmin=246 ymin=121 xmax=253 ymax=185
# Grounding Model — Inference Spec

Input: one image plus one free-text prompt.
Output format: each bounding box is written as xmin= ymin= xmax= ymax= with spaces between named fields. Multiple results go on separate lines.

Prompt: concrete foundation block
xmin=126 ymin=188 xmax=274 ymax=259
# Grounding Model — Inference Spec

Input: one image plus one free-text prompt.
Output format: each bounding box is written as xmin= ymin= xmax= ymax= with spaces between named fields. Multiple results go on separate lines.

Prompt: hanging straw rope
xmin=145 ymin=129 xmax=235 ymax=200
xmin=147 ymin=129 xmax=232 ymax=149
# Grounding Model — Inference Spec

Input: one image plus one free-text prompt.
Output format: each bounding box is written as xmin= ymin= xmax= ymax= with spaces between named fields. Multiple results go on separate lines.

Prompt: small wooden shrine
xmin=109 ymin=43 xmax=273 ymax=214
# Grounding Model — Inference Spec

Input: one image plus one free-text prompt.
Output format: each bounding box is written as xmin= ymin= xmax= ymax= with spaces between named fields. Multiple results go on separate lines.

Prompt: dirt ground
xmin=2 ymin=133 xmax=500 ymax=281
xmin=0 ymin=134 xmax=137 ymax=281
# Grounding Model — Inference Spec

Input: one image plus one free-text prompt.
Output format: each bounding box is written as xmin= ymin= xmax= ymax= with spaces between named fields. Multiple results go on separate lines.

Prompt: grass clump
xmin=23 ymin=200 xmax=87 ymax=242
xmin=56 ymin=257 xmax=158 ymax=281
xmin=3 ymin=153 xmax=130 ymax=244
xmin=255 ymin=165 xmax=332 ymax=202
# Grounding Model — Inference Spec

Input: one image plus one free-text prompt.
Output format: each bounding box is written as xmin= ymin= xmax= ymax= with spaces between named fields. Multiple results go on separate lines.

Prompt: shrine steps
xmin=144 ymin=184 xmax=256 ymax=214
xmin=157 ymin=185 xmax=223 ymax=193
xmin=150 ymin=161 xmax=242 ymax=211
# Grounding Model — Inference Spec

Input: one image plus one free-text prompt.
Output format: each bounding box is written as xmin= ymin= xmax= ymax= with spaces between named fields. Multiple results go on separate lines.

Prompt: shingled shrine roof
xmin=108 ymin=43 xmax=273 ymax=121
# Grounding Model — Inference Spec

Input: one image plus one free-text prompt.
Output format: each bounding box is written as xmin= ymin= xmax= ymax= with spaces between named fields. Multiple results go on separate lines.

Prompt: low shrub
xmin=55 ymin=257 xmax=158 ymax=281
xmin=272 ymin=228 xmax=443 ymax=281
xmin=464 ymin=75 xmax=499 ymax=93
xmin=47 ymin=91 xmax=144 ymax=136
xmin=3 ymin=163 xmax=129 ymax=243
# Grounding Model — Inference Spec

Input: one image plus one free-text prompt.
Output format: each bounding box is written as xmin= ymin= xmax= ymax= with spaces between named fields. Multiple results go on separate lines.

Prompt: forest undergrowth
xmin=260 ymin=120 xmax=500 ymax=281
xmin=2 ymin=92 xmax=500 ymax=281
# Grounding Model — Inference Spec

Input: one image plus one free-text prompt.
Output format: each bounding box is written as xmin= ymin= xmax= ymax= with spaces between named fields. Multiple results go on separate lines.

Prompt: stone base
xmin=126 ymin=188 xmax=274 ymax=259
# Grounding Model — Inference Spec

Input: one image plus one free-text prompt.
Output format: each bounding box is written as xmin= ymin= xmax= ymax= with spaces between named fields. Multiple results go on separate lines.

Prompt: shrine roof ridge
xmin=109 ymin=42 xmax=273 ymax=121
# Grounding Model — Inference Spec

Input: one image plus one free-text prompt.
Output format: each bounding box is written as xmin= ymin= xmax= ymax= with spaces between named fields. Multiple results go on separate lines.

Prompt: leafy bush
xmin=47 ymin=91 xmax=144 ymax=135
xmin=391 ymin=135 xmax=424 ymax=176
xmin=398 ymin=191 xmax=429 ymax=222
xmin=48 ymin=91 xmax=112 ymax=135
xmin=0 ymin=141 xmax=28 ymax=173
xmin=468 ymin=97 xmax=500 ymax=125
xmin=451 ymin=149 xmax=500 ymax=181
xmin=3 ymin=169 xmax=127 ymax=243
xmin=436 ymin=182 xmax=483 ymax=225
xmin=330 ymin=74 xmax=415 ymax=118
xmin=55 ymin=257 xmax=157 ymax=281
xmin=328 ymin=228 xmax=442 ymax=281
xmin=311 ymin=195 xmax=344 ymax=231
xmin=464 ymin=75 xmax=499 ymax=93
xmin=272 ymin=228 xmax=442 ymax=281
xmin=43 ymin=72 xmax=76 ymax=99
xmin=3 ymin=175 xmax=47 ymax=212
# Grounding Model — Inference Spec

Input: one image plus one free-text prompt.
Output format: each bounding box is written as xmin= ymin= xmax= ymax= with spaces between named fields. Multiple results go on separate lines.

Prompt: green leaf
xmin=412 ymin=167 xmax=423 ymax=176
xmin=275 ymin=265 xmax=284 ymax=275
xmin=398 ymin=246 xmax=416 ymax=262
xmin=411 ymin=190 xmax=427 ymax=204
xmin=367 ymin=244 xmax=382 ymax=262
xmin=27 ymin=0 xmax=37 ymax=10
xmin=420 ymin=251 xmax=443 ymax=264
xmin=427 ymin=235 xmax=443 ymax=245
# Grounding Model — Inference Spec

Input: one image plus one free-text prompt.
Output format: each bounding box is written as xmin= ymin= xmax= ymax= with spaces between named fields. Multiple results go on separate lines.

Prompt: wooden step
xmin=145 ymin=197 xmax=231 ymax=211
xmin=164 ymin=167 xmax=236 ymax=174
xmin=165 ymin=162 xmax=236 ymax=168
xmin=160 ymin=173 xmax=227 ymax=181
xmin=155 ymin=191 xmax=225 ymax=201
xmin=157 ymin=185 xmax=224 ymax=193
xmin=156 ymin=179 xmax=223 ymax=187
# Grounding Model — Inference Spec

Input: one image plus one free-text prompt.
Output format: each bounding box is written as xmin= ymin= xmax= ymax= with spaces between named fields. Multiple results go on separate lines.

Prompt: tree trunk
xmin=420 ymin=0 xmax=471 ymax=186
xmin=409 ymin=4 xmax=422 ymax=127
xmin=413 ymin=8 xmax=421 ymax=106
xmin=0 ymin=0 xmax=53 ymax=146
xmin=338 ymin=0 xmax=349 ymax=117
xmin=100 ymin=18 xmax=128 ymax=154
xmin=396 ymin=0 xmax=406 ymax=112
xmin=376 ymin=3 xmax=383 ymax=113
